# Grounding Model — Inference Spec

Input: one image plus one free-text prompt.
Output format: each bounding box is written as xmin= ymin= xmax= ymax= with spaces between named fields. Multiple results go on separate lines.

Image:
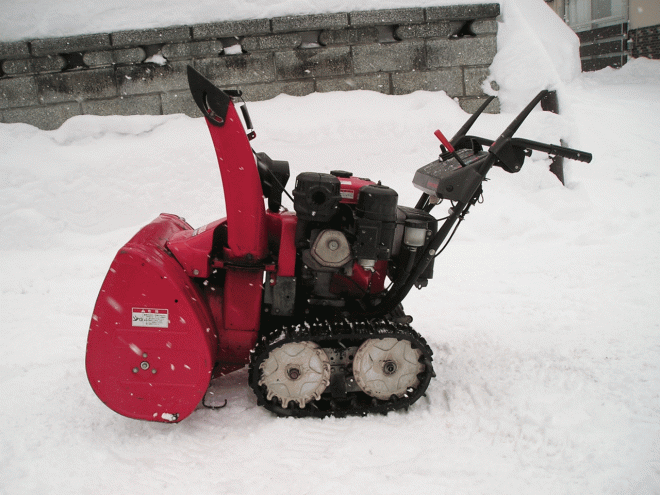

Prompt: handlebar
xmin=510 ymin=138 xmax=592 ymax=163
xmin=464 ymin=135 xmax=592 ymax=164
xmin=415 ymin=90 xmax=592 ymax=210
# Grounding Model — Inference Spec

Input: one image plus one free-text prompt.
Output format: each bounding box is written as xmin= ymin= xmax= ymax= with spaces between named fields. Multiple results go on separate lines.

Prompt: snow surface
xmin=2 ymin=0 xmax=484 ymax=42
xmin=2 ymin=0 xmax=660 ymax=493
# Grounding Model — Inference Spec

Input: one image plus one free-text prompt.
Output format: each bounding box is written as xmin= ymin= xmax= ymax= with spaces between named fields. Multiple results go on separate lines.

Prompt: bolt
xmin=328 ymin=240 xmax=340 ymax=251
xmin=132 ymin=367 xmax=139 ymax=374
xmin=142 ymin=353 xmax=148 ymax=358
xmin=151 ymin=369 xmax=157 ymax=374
xmin=383 ymin=360 xmax=397 ymax=375
xmin=140 ymin=361 xmax=150 ymax=370
xmin=287 ymin=367 xmax=301 ymax=380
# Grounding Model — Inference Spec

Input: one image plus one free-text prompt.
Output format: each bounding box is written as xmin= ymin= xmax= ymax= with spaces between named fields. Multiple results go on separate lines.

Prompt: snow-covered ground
xmin=2 ymin=0 xmax=660 ymax=493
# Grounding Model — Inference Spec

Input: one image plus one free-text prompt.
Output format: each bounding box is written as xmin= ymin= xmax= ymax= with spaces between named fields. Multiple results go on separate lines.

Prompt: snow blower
xmin=85 ymin=67 xmax=592 ymax=422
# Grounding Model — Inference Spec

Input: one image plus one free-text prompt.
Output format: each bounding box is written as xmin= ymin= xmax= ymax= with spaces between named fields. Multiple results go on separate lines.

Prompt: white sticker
xmin=340 ymin=189 xmax=354 ymax=200
xmin=132 ymin=308 xmax=169 ymax=328
xmin=191 ymin=223 xmax=208 ymax=237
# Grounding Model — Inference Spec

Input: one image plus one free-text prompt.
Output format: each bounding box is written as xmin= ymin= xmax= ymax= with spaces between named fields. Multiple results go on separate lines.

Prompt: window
xmin=567 ymin=0 xmax=628 ymax=30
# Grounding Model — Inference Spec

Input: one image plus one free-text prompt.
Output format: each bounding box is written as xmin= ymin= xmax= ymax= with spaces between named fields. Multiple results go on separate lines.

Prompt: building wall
xmin=628 ymin=1 xmax=660 ymax=61
xmin=0 ymin=5 xmax=501 ymax=130
xmin=578 ymin=22 xmax=628 ymax=71
xmin=628 ymin=24 xmax=660 ymax=59
xmin=546 ymin=0 xmax=660 ymax=71
xmin=629 ymin=0 xmax=660 ymax=30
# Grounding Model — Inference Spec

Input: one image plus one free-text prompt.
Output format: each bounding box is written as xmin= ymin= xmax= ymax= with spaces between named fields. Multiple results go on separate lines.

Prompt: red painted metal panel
xmin=266 ymin=210 xmax=298 ymax=277
xmin=330 ymin=260 xmax=388 ymax=296
xmin=167 ymin=218 xmax=224 ymax=278
xmin=204 ymin=102 xmax=267 ymax=262
xmin=85 ymin=214 xmax=218 ymax=423
xmin=337 ymin=176 xmax=375 ymax=204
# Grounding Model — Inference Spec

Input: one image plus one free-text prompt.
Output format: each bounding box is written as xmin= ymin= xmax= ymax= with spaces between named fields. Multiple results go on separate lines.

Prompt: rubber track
xmin=248 ymin=319 xmax=435 ymax=418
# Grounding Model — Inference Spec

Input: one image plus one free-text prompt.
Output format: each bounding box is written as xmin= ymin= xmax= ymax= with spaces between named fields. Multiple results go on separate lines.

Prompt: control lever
xmin=434 ymin=129 xmax=467 ymax=167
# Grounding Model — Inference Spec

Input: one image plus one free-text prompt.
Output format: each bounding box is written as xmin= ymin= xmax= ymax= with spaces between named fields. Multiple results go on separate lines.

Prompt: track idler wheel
xmin=352 ymin=337 xmax=425 ymax=400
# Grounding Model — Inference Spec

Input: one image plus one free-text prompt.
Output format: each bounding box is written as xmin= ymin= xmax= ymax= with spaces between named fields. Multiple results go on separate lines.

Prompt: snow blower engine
xmin=85 ymin=67 xmax=592 ymax=423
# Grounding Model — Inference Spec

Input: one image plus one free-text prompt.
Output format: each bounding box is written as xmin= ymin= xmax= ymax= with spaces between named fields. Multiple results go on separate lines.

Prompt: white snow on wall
xmin=1 ymin=0 xmax=484 ymax=41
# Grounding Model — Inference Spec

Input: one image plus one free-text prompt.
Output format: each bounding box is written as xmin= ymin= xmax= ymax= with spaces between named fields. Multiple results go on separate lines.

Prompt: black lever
xmin=451 ymin=95 xmax=496 ymax=145
xmin=489 ymin=90 xmax=549 ymax=158
xmin=239 ymin=103 xmax=256 ymax=140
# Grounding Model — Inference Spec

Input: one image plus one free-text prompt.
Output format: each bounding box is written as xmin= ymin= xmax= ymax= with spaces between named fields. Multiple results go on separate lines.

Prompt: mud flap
xmin=85 ymin=214 xmax=218 ymax=423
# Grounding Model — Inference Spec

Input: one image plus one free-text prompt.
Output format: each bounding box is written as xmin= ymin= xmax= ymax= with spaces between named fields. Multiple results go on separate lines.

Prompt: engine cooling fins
xmin=248 ymin=318 xmax=435 ymax=418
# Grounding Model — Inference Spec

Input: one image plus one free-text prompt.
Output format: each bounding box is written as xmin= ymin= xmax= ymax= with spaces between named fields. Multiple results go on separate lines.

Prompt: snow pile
xmin=488 ymin=0 xmax=581 ymax=111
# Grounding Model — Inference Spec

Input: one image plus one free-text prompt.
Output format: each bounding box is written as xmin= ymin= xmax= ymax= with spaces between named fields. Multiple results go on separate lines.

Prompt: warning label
xmin=132 ymin=308 xmax=169 ymax=328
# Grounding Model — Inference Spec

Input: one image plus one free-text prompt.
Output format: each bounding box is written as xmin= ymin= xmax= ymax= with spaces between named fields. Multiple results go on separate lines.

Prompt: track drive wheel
xmin=258 ymin=341 xmax=331 ymax=408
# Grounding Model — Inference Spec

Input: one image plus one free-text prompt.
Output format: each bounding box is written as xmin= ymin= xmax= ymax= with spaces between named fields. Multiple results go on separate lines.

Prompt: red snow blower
xmin=85 ymin=67 xmax=591 ymax=422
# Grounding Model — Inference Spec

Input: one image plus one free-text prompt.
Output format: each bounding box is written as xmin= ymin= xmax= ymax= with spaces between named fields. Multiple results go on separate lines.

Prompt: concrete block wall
xmin=0 ymin=4 xmax=500 ymax=130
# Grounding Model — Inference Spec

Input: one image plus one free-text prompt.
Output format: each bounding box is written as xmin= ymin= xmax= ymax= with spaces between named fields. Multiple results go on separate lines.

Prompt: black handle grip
xmin=240 ymin=103 xmax=254 ymax=131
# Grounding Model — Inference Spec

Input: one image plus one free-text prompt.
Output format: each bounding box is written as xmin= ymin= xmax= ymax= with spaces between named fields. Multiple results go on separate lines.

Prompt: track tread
xmin=248 ymin=318 xmax=434 ymax=418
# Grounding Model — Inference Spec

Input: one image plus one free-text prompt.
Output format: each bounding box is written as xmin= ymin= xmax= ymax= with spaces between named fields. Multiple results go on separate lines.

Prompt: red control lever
xmin=434 ymin=129 xmax=454 ymax=153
